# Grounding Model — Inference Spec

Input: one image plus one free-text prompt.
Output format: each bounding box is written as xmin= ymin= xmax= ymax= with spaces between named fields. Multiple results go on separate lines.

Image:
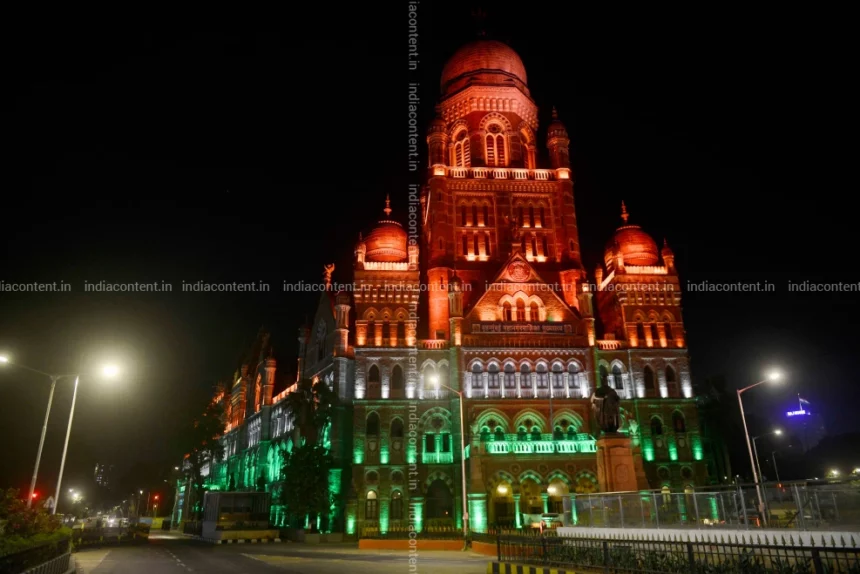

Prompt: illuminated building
xmin=784 ymin=408 xmax=826 ymax=453
xmin=173 ymin=36 xmax=712 ymax=534
xmin=93 ymin=463 xmax=114 ymax=489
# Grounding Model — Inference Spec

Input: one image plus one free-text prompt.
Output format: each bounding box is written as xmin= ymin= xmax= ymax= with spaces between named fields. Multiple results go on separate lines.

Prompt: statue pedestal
xmin=596 ymin=433 xmax=647 ymax=493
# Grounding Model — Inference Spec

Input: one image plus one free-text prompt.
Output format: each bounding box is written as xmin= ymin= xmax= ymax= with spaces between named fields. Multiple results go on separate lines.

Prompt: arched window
xmin=485 ymin=232 xmax=492 ymax=256
xmin=471 ymin=363 xmax=483 ymax=392
xmin=453 ymin=129 xmax=470 ymax=167
xmin=529 ymin=301 xmax=540 ymax=321
xmin=636 ymin=321 xmax=646 ymax=343
xmin=365 ymin=491 xmax=378 ymax=520
xmin=397 ymin=321 xmax=406 ymax=344
xmin=611 ymin=365 xmax=623 ymax=391
xmin=503 ymin=302 xmax=513 ymax=321
xmin=391 ymin=365 xmax=404 ymax=395
xmin=516 ymin=299 xmax=526 ymax=321
xmin=391 ymin=418 xmax=404 ymax=438
xmin=529 ymin=206 xmax=535 ymax=227
xmin=542 ymin=236 xmax=549 ymax=257
xmin=368 ymin=365 xmax=380 ymax=384
xmin=530 ymin=236 xmax=537 ymax=257
xmin=461 ymin=205 xmax=467 ymax=226
xmin=665 ymin=322 xmax=674 ymax=340
xmin=473 ymin=234 xmax=479 ymax=256
xmin=520 ymin=364 xmax=531 ymax=390
xmin=494 ymin=426 xmax=505 ymax=441
xmin=366 ymin=412 xmax=380 ymax=436
xmin=599 ymin=365 xmax=609 ymax=388
xmin=485 ymin=124 xmax=506 ymax=166
xmin=672 ymin=411 xmax=686 ymax=433
xmin=536 ymin=364 xmax=548 ymax=389
xmin=552 ymin=363 xmax=564 ymax=389
xmin=462 ymin=235 xmax=469 ymax=256
xmin=539 ymin=206 xmax=545 ymax=227
xmin=518 ymin=206 xmax=525 ymax=226
xmin=644 ymin=366 xmax=657 ymax=396
xmin=480 ymin=425 xmax=491 ymax=442
xmin=651 ymin=417 xmax=663 ymax=436
xmin=391 ymin=490 xmax=403 ymax=520
xmin=665 ymin=366 xmax=678 ymax=396
xmin=483 ymin=204 xmax=489 ymax=226
xmin=568 ymin=363 xmax=580 ymax=389
xmin=504 ymin=363 xmax=516 ymax=389
xmin=488 ymin=364 xmax=500 ymax=389
xmin=472 ymin=204 xmax=478 ymax=227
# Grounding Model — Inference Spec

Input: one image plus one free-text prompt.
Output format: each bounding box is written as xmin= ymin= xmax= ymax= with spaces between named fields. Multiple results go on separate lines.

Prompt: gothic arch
xmin=518 ymin=469 xmax=543 ymax=485
xmin=424 ymin=470 xmax=454 ymax=493
xmin=609 ymin=359 xmax=627 ymax=373
xmin=363 ymin=307 xmax=379 ymax=320
xmin=513 ymin=408 xmax=547 ymax=432
xmin=661 ymin=311 xmax=675 ymax=322
xmin=632 ymin=310 xmax=647 ymax=322
xmin=448 ymin=118 xmax=469 ymax=140
xmin=478 ymin=112 xmax=513 ymax=132
xmin=550 ymin=359 xmax=565 ymax=372
xmin=502 ymin=359 xmax=518 ymax=371
xmin=545 ymin=469 xmax=572 ymax=486
xmin=466 ymin=358 xmax=485 ymax=371
xmin=534 ymin=358 xmax=550 ymax=371
xmin=395 ymin=307 xmax=409 ymax=321
xmin=551 ymin=409 xmax=585 ymax=431
xmin=647 ymin=310 xmax=659 ymax=322
xmin=487 ymin=470 xmax=516 ymax=494
xmin=517 ymin=121 xmax=535 ymax=144
xmin=474 ymin=408 xmax=511 ymax=433
xmin=418 ymin=406 xmax=453 ymax=432
xmin=517 ymin=358 xmax=535 ymax=371
xmin=420 ymin=358 xmax=439 ymax=371
xmin=566 ymin=359 xmax=584 ymax=372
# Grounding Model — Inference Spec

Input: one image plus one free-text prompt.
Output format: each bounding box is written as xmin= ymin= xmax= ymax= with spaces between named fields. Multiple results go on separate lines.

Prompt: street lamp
xmin=752 ymin=429 xmax=782 ymax=485
xmin=53 ymin=364 xmax=120 ymax=515
xmin=431 ymin=375 xmax=469 ymax=547
xmin=737 ymin=369 xmax=781 ymax=525
xmin=0 ymin=356 xmax=79 ymax=508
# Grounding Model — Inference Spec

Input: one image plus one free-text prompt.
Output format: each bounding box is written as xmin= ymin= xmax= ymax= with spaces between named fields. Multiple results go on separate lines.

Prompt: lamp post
xmin=771 ymin=451 xmax=782 ymax=483
xmin=752 ymin=429 xmax=782 ymax=485
xmin=431 ymin=375 xmax=469 ymax=548
xmin=737 ymin=370 xmax=782 ymax=526
xmin=0 ymin=356 xmax=79 ymax=509
xmin=53 ymin=364 xmax=120 ymax=515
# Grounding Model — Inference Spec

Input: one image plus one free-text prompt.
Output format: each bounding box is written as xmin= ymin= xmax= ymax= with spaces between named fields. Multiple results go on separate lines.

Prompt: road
xmin=74 ymin=532 xmax=490 ymax=573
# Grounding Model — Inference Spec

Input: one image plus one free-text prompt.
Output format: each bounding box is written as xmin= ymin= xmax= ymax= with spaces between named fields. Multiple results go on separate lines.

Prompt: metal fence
xmin=572 ymin=484 xmax=860 ymax=531
xmin=0 ymin=537 xmax=70 ymax=574
xmin=497 ymin=533 xmax=860 ymax=573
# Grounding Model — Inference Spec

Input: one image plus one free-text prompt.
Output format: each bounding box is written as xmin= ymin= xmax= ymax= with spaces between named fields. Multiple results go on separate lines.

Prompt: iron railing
xmin=0 ymin=536 xmax=70 ymax=574
xmin=497 ymin=533 xmax=860 ymax=573
xmin=570 ymin=484 xmax=860 ymax=531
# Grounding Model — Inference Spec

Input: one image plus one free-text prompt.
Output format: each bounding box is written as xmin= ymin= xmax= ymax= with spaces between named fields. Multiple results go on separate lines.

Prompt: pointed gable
xmin=464 ymin=252 xmax=583 ymax=336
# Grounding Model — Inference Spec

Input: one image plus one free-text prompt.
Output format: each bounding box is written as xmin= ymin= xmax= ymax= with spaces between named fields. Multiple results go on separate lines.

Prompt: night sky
xmin=2 ymin=5 xmax=855 ymax=497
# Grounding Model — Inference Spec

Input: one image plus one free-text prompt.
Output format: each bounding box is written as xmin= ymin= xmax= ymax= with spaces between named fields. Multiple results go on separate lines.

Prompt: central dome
xmin=364 ymin=197 xmax=408 ymax=262
xmin=440 ymin=39 xmax=528 ymax=96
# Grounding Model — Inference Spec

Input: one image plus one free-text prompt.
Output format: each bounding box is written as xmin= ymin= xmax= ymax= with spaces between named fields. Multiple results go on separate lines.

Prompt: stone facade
xmin=173 ymin=36 xmax=715 ymax=535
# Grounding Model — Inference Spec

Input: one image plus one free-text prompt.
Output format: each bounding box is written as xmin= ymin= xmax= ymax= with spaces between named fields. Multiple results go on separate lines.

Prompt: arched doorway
xmin=492 ymin=481 xmax=515 ymax=527
xmin=519 ymin=478 xmax=543 ymax=519
xmin=425 ymin=479 xmax=453 ymax=522
xmin=547 ymin=479 xmax=569 ymax=514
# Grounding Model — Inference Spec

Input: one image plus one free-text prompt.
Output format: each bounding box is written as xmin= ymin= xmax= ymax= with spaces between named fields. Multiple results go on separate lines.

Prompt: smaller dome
xmin=364 ymin=196 xmax=408 ymax=262
xmin=429 ymin=104 xmax=446 ymax=133
xmin=547 ymin=106 xmax=568 ymax=139
xmin=604 ymin=202 xmax=659 ymax=269
xmin=661 ymin=238 xmax=674 ymax=258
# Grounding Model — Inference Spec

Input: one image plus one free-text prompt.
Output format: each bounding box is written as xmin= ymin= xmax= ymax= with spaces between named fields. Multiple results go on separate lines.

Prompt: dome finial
xmin=620 ymin=200 xmax=629 ymax=223
xmin=552 ymin=106 xmax=558 ymax=120
xmin=471 ymin=7 xmax=488 ymax=37
xmin=384 ymin=194 xmax=392 ymax=217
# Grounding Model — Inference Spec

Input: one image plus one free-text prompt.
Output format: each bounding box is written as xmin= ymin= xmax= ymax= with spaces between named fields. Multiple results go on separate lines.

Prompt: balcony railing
xmin=444 ymin=167 xmax=557 ymax=181
xmin=481 ymin=433 xmax=597 ymax=455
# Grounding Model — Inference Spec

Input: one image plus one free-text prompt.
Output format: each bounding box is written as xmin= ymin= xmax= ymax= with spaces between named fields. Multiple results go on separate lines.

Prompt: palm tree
xmin=285 ymin=378 xmax=337 ymax=447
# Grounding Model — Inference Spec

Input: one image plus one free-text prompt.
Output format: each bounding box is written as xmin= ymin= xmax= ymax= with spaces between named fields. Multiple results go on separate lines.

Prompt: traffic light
xmin=154 ymin=494 xmax=159 ymax=500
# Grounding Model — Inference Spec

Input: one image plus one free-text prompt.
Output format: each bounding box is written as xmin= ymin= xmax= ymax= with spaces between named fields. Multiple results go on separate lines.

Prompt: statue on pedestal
xmin=590 ymin=385 xmax=621 ymax=434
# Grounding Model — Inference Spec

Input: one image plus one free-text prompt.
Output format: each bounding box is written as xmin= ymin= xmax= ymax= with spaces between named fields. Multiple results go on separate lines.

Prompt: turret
xmin=427 ymin=104 xmax=448 ymax=171
xmin=448 ymin=272 xmax=463 ymax=346
xmin=263 ymin=356 xmax=276 ymax=406
xmin=546 ymin=106 xmax=571 ymax=171
xmin=662 ymin=239 xmax=676 ymax=274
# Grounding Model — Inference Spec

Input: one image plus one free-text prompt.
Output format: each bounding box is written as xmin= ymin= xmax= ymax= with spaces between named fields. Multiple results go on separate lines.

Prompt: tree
xmin=0 ymin=488 xmax=62 ymax=540
xmin=279 ymin=444 xmax=334 ymax=530
xmin=284 ymin=378 xmax=337 ymax=446
xmin=180 ymin=396 xmax=226 ymax=520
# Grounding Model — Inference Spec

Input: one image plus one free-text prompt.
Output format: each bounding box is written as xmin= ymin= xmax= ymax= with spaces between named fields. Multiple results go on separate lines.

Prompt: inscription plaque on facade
xmin=471 ymin=322 xmax=573 ymax=334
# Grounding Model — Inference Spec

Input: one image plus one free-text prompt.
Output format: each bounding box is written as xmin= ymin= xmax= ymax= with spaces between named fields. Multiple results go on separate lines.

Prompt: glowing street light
xmin=737 ymin=369 xmax=783 ymax=525
xmin=431 ymin=375 xmax=469 ymax=547
xmin=752 ymin=429 xmax=783 ymax=488
xmin=0 ymin=355 xmax=123 ymax=512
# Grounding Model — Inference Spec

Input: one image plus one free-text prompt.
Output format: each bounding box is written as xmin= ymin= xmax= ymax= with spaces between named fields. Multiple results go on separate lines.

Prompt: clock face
xmin=507 ymin=261 xmax=530 ymax=282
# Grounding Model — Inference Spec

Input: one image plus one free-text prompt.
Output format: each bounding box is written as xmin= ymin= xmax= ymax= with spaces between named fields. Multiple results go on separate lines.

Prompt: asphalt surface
xmin=73 ymin=532 xmax=490 ymax=573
